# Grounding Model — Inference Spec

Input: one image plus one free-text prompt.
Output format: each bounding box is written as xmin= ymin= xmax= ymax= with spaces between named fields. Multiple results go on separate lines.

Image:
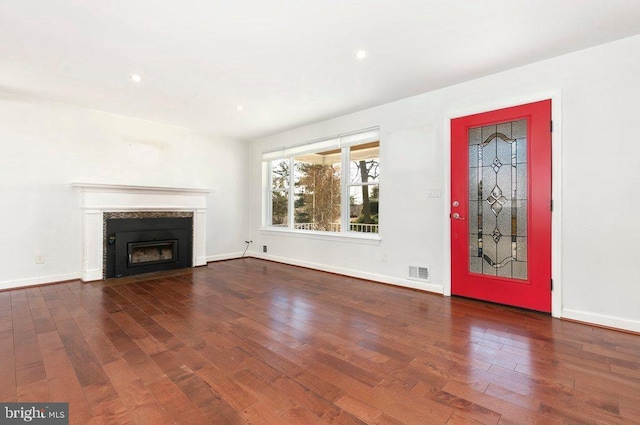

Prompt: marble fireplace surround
xmin=72 ymin=183 xmax=209 ymax=281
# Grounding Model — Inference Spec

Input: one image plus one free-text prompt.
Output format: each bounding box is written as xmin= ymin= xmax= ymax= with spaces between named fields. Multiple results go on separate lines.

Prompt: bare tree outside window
xmin=294 ymin=161 xmax=341 ymax=232
xmin=350 ymin=142 xmax=380 ymax=233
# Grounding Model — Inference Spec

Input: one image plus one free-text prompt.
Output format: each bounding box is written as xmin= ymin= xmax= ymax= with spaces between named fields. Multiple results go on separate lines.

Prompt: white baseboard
xmin=0 ymin=272 xmax=82 ymax=291
xmin=248 ymin=253 xmax=444 ymax=294
xmin=206 ymin=252 xmax=244 ymax=262
xmin=562 ymin=308 xmax=640 ymax=334
xmin=83 ymin=268 xmax=103 ymax=282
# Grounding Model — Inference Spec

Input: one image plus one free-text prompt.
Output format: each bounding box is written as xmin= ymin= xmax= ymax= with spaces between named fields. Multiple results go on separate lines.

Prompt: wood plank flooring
xmin=2 ymin=258 xmax=639 ymax=424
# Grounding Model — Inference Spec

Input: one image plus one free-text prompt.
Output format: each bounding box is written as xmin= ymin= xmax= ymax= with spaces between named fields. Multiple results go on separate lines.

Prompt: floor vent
xmin=409 ymin=265 xmax=430 ymax=282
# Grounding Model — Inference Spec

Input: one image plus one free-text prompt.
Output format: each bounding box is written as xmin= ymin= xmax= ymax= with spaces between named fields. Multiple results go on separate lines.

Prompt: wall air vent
xmin=409 ymin=265 xmax=430 ymax=282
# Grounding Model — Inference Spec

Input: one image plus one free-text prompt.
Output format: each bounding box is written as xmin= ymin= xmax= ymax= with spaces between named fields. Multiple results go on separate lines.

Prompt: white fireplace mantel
xmin=72 ymin=183 xmax=209 ymax=281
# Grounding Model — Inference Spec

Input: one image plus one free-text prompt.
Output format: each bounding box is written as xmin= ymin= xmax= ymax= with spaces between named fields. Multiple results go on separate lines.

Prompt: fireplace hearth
xmin=105 ymin=215 xmax=193 ymax=278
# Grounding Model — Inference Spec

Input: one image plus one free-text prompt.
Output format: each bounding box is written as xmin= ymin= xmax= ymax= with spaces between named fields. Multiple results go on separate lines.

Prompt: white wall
xmin=249 ymin=35 xmax=640 ymax=332
xmin=0 ymin=92 xmax=249 ymax=289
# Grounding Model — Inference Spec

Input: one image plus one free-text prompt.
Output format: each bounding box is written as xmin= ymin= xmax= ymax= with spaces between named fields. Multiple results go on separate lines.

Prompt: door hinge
xmin=550 ymin=279 xmax=553 ymax=291
xmin=550 ymin=199 xmax=553 ymax=211
xmin=550 ymin=120 xmax=553 ymax=133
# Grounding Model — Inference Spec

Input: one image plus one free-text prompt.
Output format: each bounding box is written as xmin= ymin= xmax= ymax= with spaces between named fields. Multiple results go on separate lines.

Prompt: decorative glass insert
xmin=468 ymin=119 xmax=528 ymax=280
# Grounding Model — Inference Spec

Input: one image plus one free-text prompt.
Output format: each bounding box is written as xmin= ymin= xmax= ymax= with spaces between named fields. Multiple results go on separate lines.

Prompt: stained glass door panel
xmin=468 ymin=119 xmax=528 ymax=279
xmin=451 ymin=100 xmax=552 ymax=313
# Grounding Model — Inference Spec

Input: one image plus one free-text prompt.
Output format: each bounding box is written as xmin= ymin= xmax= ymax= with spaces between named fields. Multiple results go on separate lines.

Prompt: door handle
xmin=452 ymin=213 xmax=465 ymax=220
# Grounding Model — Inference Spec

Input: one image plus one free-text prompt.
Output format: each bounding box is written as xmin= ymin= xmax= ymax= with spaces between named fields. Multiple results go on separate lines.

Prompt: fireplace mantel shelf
xmin=71 ymin=183 xmax=210 ymax=194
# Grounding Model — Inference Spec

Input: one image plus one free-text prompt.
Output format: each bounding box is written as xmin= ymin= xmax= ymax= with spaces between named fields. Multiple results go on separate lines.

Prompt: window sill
xmin=259 ymin=227 xmax=382 ymax=245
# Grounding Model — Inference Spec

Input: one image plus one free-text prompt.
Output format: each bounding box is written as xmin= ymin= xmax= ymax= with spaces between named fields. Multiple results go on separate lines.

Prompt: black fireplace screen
xmin=105 ymin=217 xmax=193 ymax=278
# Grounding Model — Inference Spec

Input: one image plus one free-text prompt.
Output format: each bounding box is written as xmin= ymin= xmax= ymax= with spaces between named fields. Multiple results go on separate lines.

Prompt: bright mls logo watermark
xmin=0 ymin=404 xmax=68 ymax=425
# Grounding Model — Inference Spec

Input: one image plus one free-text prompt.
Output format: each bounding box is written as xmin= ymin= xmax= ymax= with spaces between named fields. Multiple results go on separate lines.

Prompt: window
xmin=264 ymin=128 xmax=380 ymax=235
xmin=294 ymin=151 xmax=342 ymax=232
xmin=348 ymin=142 xmax=379 ymax=233
xmin=269 ymin=159 xmax=289 ymax=227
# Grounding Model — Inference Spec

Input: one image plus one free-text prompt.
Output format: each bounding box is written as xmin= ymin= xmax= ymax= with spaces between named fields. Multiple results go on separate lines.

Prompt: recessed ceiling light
xmin=355 ymin=49 xmax=368 ymax=61
xmin=130 ymin=74 xmax=142 ymax=83
xmin=236 ymin=105 xmax=244 ymax=112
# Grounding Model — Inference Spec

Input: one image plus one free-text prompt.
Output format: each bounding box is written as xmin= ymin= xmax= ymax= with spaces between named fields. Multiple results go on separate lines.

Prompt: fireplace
xmin=72 ymin=183 xmax=209 ymax=282
xmin=129 ymin=240 xmax=177 ymax=266
xmin=105 ymin=214 xmax=193 ymax=278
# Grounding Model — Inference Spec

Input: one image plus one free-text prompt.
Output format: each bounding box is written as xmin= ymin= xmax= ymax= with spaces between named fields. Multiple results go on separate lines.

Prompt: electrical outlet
xmin=262 ymin=245 xmax=268 ymax=253
xmin=35 ymin=254 xmax=45 ymax=264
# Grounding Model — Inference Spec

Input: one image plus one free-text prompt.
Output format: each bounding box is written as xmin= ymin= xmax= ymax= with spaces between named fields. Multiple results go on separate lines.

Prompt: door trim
xmin=443 ymin=90 xmax=562 ymax=318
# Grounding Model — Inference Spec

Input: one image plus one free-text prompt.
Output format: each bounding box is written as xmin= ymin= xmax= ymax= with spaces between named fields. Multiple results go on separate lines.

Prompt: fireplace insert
xmin=105 ymin=217 xmax=193 ymax=278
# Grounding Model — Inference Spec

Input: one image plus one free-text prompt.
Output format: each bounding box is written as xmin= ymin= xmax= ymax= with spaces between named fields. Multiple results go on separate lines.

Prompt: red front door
xmin=451 ymin=100 xmax=552 ymax=312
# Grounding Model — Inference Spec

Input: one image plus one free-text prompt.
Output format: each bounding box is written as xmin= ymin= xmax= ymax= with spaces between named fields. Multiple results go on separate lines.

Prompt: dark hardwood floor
xmin=1 ymin=258 xmax=639 ymax=424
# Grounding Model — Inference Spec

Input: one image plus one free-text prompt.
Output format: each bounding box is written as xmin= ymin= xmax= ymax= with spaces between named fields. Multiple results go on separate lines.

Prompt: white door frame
xmin=443 ymin=90 xmax=562 ymax=318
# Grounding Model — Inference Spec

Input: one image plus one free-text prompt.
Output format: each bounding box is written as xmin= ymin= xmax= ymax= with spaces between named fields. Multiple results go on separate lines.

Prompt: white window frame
xmin=346 ymin=149 xmax=380 ymax=234
xmin=263 ymin=127 xmax=380 ymax=238
xmin=266 ymin=158 xmax=291 ymax=229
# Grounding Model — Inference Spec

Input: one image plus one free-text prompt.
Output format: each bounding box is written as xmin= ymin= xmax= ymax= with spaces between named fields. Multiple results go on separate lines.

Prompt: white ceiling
xmin=2 ymin=0 xmax=640 ymax=141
